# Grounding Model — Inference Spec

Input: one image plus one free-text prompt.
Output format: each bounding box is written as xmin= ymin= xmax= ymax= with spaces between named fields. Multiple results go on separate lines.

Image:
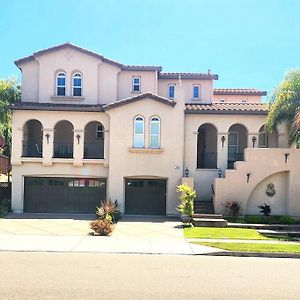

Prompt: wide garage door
xmin=24 ymin=177 xmax=106 ymax=214
xmin=125 ymin=179 xmax=166 ymax=215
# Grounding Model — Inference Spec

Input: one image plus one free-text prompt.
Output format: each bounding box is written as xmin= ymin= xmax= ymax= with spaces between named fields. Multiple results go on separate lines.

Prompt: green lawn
xmin=197 ymin=242 xmax=300 ymax=253
xmin=184 ymin=227 xmax=270 ymax=240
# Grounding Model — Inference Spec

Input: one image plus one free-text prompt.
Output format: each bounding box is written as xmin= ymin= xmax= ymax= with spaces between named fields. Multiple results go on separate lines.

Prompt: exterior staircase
xmin=194 ymin=201 xmax=215 ymax=214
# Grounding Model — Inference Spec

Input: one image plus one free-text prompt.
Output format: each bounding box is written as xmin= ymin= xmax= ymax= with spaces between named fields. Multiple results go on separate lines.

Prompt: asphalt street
xmin=0 ymin=252 xmax=299 ymax=299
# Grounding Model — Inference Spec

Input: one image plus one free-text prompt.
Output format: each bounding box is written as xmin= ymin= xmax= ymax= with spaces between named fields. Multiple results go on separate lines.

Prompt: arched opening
xmin=22 ymin=120 xmax=43 ymax=157
xmin=84 ymin=121 xmax=104 ymax=159
xmin=197 ymin=123 xmax=217 ymax=169
xmin=228 ymin=123 xmax=248 ymax=169
xmin=53 ymin=120 xmax=74 ymax=158
xmin=259 ymin=125 xmax=278 ymax=148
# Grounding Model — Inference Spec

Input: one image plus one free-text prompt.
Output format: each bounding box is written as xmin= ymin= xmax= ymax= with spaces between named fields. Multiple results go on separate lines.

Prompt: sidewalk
xmin=0 ymin=215 xmax=220 ymax=255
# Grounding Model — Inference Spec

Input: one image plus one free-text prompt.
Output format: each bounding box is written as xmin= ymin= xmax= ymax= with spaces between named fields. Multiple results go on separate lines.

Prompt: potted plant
xmin=176 ymin=184 xmax=196 ymax=225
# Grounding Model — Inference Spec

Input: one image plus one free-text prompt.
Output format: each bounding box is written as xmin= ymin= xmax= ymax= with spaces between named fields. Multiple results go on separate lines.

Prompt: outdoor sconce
xmin=221 ymin=136 xmax=226 ymax=147
xmin=184 ymin=167 xmax=189 ymax=178
xmin=76 ymin=134 xmax=81 ymax=145
xmin=246 ymin=172 xmax=251 ymax=183
xmin=45 ymin=133 xmax=50 ymax=144
xmin=218 ymin=168 xmax=222 ymax=178
xmin=252 ymin=136 xmax=257 ymax=148
xmin=285 ymin=153 xmax=289 ymax=163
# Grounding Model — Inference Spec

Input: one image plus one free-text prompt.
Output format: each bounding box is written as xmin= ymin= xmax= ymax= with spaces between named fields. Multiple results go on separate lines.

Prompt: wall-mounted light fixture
xmin=218 ymin=168 xmax=222 ymax=178
xmin=184 ymin=167 xmax=189 ymax=178
xmin=285 ymin=153 xmax=289 ymax=163
xmin=252 ymin=136 xmax=257 ymax=148
xmin=45 ymin=133 xmax=50 ymax=144
xmin=76 ymin=134 xmax=81 ymax=145
xmin=246 ymin=172 xmax=251 ymax=183
xmin=221 ymin=136 xmax=226 ymax=147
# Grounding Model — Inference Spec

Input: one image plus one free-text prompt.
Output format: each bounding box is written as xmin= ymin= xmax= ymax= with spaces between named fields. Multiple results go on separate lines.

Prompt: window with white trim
xmin=56 ymin=72 xmax=66 ymax=96
xmin=73 ymin=73 xmax=82 ymax=96
xmin=96 ymin=124 xmax=104 ymax=139
xmin=193 ymin=85 xmax=200 ymax=99
xmin=133 ymin=116 xmax=144 ymax=148
xmin=168 ymin=84 xmax=175 ymax=99
xmin=132 ymin=76 xmax=141 ymax=92
xmin=149 ymin=116 xmax=160 ymax=148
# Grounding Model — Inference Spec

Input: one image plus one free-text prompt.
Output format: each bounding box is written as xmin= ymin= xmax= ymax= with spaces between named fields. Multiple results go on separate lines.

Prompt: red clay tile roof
xmin=214 ymin=88 xmax=267 ymax=96
xmin=104 ymin=92 xmax=176 ymax=110
xmin=185 ymin=102 xmax=269 ymax=115
xmin=159 ymin=72 xmax=218 ymax=80
xmin=15 ymin=42 xmax=162 ymax=71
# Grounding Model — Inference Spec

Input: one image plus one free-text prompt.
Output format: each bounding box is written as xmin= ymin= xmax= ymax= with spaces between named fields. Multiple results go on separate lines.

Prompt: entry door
xmin=125 ymin=179 xmax=166 ymax=215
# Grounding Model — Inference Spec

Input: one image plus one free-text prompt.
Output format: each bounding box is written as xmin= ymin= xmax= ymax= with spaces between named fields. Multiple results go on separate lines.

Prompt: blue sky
xmin=1 ymin=0 xmax=299 ymax=98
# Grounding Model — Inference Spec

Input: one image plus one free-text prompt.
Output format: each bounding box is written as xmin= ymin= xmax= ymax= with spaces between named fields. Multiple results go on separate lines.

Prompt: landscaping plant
xmin=176 ymin=184 xmax=195 ymax=225
xmin=258 ymin=203 xmax=271 ymax=216
xmin=222 ymin=200 xmax=242 ymax=217
xmin=0 ymin=198 xmax=10 ymax=218
xmin=89 ymin=219 xmax=112 ymax=236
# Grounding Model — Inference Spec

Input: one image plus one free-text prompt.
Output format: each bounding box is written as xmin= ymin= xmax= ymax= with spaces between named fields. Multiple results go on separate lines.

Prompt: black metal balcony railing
xmin=197 ymin=152 xmax=217 ymax=169
xmin=22 ymin=143 xmax=43 ymax=158
xmin=84 ymin=143 xmax=104 ymax=159
xmin=227 ymin=152 xmax=244 ymax=169
xmin=53 ymin=143 xmax=73 ymax=158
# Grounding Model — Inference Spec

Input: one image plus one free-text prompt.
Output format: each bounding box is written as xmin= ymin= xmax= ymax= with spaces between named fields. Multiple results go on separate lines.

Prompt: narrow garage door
xmin=24 ymin=177 xmax=106 ymax=214
xmin=125 ymin=179 xmax=166 ymax=215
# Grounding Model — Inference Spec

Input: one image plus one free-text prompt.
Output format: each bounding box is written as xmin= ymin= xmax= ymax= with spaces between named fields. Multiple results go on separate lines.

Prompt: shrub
xmin=258 ymin=203 xmax=271 ymax=216
xmin=96 ymin=199 xmax=121 ymax=224
xmin=0 ymin=199 xmax=10 ymax=218
xmin=222 ymin=200 xmax=242 ymax=216
xmin=90 ymin=220 xmax=112 ymax=236
xmin=278 ymin=216 xmax=296 ymax=225
xmin=176 ymin=184 xmax=195 ymax=225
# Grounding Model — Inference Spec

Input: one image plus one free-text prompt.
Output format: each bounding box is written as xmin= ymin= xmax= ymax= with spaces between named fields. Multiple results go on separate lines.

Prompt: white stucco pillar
xmin=73 ymin=129 xmax=84 ymax=167
xmin=11 ymin=126 xmax=23 ymax=166
xmin=217 ymin=132 xmax=228 ymax=171
xmin=42 ymin=128 xmax=53 ymax=166
xmin=104 ymin=129 xmax=109 ymax=168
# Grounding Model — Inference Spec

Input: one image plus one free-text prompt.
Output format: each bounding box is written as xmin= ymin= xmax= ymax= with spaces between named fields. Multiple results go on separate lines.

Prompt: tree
xmin=266 ymin=70 xmax=300 ymax=146
xmin=0 ymin=78 xmax=21 ymax=157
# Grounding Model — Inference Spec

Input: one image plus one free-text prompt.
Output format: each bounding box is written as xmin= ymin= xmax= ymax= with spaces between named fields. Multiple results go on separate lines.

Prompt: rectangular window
xmin=96 ymin=124 xmax=104 ymax=139
xmin=168 ymin=84 xmax=175 ymax=98
xmin=193 ymin=85 xmax=200 ymax=99
xmin=259 ymin=132 xmax=267 ymax=148
xmin=228 ymin=132 xmax=239 ymax=157
xmin=132 ymin=77 xmax=141 ymax=92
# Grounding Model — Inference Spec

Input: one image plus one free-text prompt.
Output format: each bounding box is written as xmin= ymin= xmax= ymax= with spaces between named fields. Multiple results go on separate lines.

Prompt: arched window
xmin=150 ymin=116 xmax=160 ymax=148
xmin=56 ymin=72 xmax=66 ymax=96
xmin=133 ymin=116 xmax=144 ymax=148
xmin=73 ymin=73 xmax=82 ymax=96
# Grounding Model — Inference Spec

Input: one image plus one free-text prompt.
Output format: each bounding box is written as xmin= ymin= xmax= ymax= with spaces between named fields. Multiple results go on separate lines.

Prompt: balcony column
xmin=42 ymin=128 xmax=53 ymax=166
xmin=104 ymin=129 xmax=109 ymax=167
xmin=248 ymin=133 xmax=260 ymax=149
xmin=11 ymin=127 xmax=22 ymax=166
xmin=217 ymin=132 xmax=228 ymax=171
xmin=73 ymin=129 xmax=84 ymax=167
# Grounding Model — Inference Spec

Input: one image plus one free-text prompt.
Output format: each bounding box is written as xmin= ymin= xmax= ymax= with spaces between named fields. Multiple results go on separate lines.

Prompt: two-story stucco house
xmin=10 ymin=43 xmax=300 ymax=216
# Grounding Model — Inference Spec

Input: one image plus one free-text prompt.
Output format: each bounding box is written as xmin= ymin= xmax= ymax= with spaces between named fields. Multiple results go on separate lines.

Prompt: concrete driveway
xmin=0 ymin=214 xmax=220 ymax=255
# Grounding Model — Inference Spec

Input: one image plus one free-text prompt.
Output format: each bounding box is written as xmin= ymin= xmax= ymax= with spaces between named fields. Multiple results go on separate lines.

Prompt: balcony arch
xmin=197 ymin=123 xmax=217 ymax=169
xmin=22 ymin=119 xmax=43 ymax=157
xmin=228 ymin=123 xmax=248 ymax=169
xmin=53 ymin=120 xmax=74 ymax=158
xmin=259 ymin=125 xmax=278 ymax=148
xmin=84 ymin=121 xmax=105 ymax=159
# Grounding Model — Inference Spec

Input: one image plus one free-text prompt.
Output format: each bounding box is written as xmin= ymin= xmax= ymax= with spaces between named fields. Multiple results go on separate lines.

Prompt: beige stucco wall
xmin=107 ymin=95 xmax=185 ymax=215
xmin=214 ymin=148 xmax=300 ymax=216
xmin=20 ymin=60 xmax=39 ymax=102
xmin=212 ymin=94 xmax=263 ymax=103
xmin=158 ymin=79 xmax=213 ymax=103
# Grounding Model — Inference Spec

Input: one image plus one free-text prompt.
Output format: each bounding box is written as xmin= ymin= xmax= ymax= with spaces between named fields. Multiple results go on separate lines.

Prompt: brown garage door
xmin=24 ymin=177 xmax=106 ymax=214
xmin=125 ymin=179 xmax=166 ymax=215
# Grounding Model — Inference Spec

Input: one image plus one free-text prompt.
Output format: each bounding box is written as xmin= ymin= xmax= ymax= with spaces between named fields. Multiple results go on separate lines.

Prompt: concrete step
xmin=192 ymin=214 xmax=223 ymax=219
xmin=258 ymin=229 xmax=300 ymax=238
xmin=194 ymin=201 xmax=215 ymax=214
xmin=192 ymin=218 xmax=228 ymax=228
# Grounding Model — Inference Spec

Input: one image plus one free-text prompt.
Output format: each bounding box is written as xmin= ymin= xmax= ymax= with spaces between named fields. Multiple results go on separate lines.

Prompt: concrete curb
xmin=201 ymin=251 xmax=300 ymax=259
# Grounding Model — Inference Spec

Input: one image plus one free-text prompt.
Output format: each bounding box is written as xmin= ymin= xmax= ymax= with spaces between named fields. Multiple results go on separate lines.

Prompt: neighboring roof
xmin=15 ymin=42 xmax=162 ymax=71
xmin=104 ymin=92 xmax=176 ymax=110
xmin=9 ymin=101 xmax=104 ymax=112
xmin=185 ymin=102 xmax=269 ymax=115
xmin=213 ymin=88 xmax=267 ymax=96
xmin=158 ymin=72 xmax=218 ymax=80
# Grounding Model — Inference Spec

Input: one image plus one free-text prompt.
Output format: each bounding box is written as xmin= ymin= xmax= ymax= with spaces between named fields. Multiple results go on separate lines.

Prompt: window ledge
xmin=131 ymin=91 xmax=141 ymax=94
xmin=52 ymin=158 xmax=74 ymax=163
xmin=82 ymin=158 xmax=105 ymax=164
xmin=51 ymin=96 xmax=85 ymax=101
xmin=20 ymin=157 xmax=43 ymax=162
xmin=128 ymin=148 xmax=164 ymax=154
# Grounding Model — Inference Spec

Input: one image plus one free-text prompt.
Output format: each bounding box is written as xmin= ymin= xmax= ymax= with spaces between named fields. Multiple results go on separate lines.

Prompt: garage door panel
xmin=24 ymin=177 xmax=106 ymax=214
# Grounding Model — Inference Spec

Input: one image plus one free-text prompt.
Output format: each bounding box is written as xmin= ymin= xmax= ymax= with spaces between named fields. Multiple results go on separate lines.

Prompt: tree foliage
xmin=0 ymin=78 xmax=21 ymax=155
xmin=266 ymin=70 xmax=300 ymax=146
